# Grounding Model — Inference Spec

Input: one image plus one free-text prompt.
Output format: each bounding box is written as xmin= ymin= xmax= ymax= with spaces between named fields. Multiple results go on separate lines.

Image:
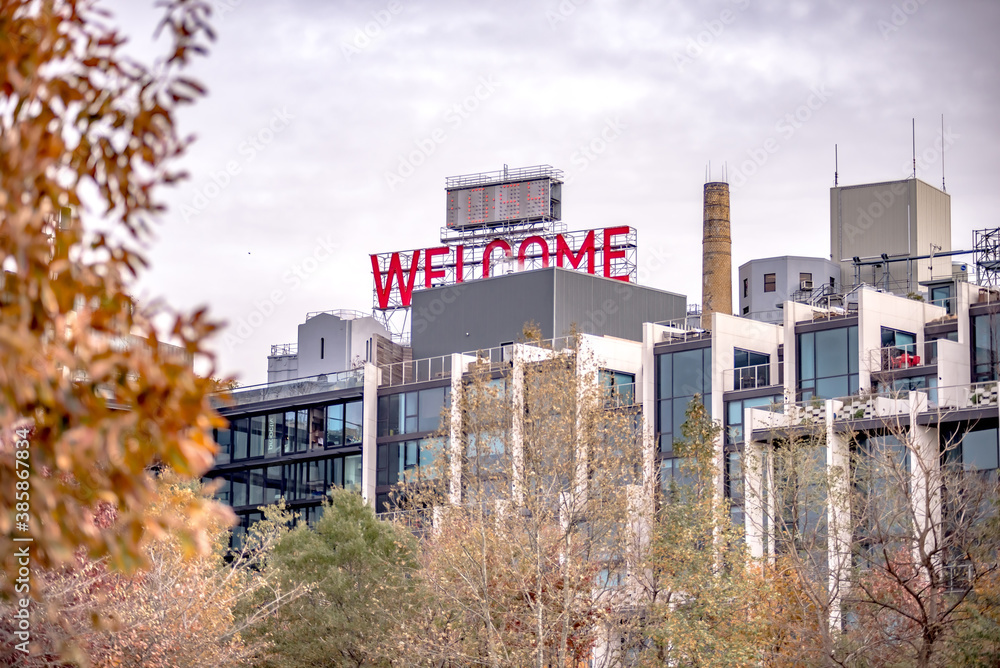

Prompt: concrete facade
xmin=738 ymin=255 xmax=842 ymax=322
xmin=830 ymin=178 xmax=952 ymax=291
xmin=409 ymin=266 xmax=686 ymax=359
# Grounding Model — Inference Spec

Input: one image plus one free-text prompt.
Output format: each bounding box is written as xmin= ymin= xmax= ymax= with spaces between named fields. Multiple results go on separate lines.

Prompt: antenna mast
xmin=834 ymin=144 xmax=838 ymax=186
xmin=941 ymin=114 xmax=947 ymax=192
xmin=911 ymin=118 xmax=916 ymax=179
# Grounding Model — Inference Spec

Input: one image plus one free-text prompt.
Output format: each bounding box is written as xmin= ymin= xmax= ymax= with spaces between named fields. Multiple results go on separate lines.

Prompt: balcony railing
xmin=723 ymin=363 xmax=772 ymax=391
xmin=269 ymin=342 xmax=297 ymax=357
xmin=219 ymin=368 xmax=365 ymax=406
xmin=604 ymin=382 xmax=636 ymax=408
xmin=869 ymin=343 xmax=921 ymax=373
xmin=929 ymin=381 xmax=1000 ymax=411
xmin=379 ymin=355 xmax=453 ymax=388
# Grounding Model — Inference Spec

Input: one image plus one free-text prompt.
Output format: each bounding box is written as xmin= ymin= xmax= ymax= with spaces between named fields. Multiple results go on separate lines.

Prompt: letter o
xmin=795 ymin=106 xmax=812 ymax=123
xmin=409 ymin=150 xmax=425 ymax=166
xmin=204 ymin=183 xmax=220 ymax=199
xmin=247 ymin=311 xmax=264 ymax=328
xmin=696 ymin=31 xmax=713 ymax=47
xmin=869 ymin=202 xmax=885 ymax=218
xmin=590 ymin=137 xmax=607 ymax=154
xmin=429 ymin=300 xmax=446 ymax=316
xmin=258 ymin=128 xmax=274 ymax=144
xmin=364 ymin=21 xmax=382 ymax=37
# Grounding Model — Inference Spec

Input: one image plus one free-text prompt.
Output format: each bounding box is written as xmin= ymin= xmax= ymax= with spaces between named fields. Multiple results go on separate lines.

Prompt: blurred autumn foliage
xmin=0 ymin=0 xmax=231 ymax=595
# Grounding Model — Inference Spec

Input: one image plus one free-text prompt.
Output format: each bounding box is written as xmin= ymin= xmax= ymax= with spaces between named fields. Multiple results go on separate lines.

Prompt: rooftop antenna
xmin=941 ymin=114 xmax=947 ymax=192
xmin=911 ymin=118 xmax=916 ymax=179
xmin=834 ymin=144 xmax=839 ymax=186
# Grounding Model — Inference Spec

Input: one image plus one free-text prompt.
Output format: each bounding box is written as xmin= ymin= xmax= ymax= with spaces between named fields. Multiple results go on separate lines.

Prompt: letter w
xmin=371 ymin=251 xmax=422 ymax=308
xmin=556 ymin=230 xmax=595 ymax=274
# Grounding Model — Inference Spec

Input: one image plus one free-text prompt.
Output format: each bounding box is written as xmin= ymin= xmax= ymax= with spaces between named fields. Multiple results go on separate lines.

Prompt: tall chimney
xmin=701 ymin=181 xmax=732 ymax=330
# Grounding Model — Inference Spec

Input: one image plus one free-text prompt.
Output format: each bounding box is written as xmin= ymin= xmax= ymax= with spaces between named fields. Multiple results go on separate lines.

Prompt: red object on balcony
xmin=892 ymin=352 xmax=921 ymax=369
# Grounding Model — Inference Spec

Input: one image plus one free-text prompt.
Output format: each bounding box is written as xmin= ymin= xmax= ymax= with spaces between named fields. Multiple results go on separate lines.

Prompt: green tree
xmin=639 ymin=396 xmax=778 ymax=666
xmin=246 ymin=488 xmax=418 ymax=667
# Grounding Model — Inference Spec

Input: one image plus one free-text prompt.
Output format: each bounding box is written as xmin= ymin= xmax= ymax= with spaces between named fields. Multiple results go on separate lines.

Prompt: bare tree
xmin=394 ymin=331 xmax=645 ymax=667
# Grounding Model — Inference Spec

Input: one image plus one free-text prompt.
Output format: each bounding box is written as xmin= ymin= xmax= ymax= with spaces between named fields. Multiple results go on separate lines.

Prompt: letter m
xmin=371 ymin=251 xmax=422 ymax=308
xmin=556 ymin=230 xmax=596 ymax=274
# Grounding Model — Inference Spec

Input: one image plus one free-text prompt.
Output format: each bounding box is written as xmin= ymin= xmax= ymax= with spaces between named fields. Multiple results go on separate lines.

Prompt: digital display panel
xmin=446 ymin=178 xmax=559 ymax=228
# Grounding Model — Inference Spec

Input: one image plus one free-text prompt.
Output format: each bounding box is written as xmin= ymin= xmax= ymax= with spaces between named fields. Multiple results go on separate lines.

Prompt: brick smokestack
xmin=701 ymin=182 xmax=732 ymax=330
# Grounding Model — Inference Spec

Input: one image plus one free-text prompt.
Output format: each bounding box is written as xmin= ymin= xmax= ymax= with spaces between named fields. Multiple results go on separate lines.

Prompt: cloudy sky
xmin=104 ymin=0 xmax=999 ymax=385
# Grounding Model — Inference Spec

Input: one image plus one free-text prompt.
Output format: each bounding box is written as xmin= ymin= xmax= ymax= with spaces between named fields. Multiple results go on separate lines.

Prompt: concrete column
xmin=448 ymin=353 xmax=465 ymax=505
xmin=361 ymin=362 xmax=380 ymax=508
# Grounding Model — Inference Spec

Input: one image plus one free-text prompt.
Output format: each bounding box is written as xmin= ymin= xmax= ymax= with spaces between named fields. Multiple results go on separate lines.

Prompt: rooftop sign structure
xmin=370 ymin=165 xmax=637 ymax=338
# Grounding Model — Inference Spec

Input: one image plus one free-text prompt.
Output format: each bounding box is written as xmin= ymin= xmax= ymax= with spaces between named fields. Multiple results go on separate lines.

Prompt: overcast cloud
xmin=103 ymin=0 xmax=1000 ymax=384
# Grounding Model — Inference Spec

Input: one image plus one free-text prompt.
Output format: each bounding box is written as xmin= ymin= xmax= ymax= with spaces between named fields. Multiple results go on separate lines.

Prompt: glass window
xmin=344 ymin=454 xmax=363 ymax=492
xmin=214 ymin=427 xmax=231 ymax=465
xmin=959 ymin=428 xmax=999 ymax=471
xmin=231 ymin=471 xmax=248 ymax=507
xmin=309 ymin=407 xmax=325 ymax=450
xmin=799 ymin=272 xmax=812 ymax=285
xmin=248 ymin=468 xmax=264 ymax=506
xmin=743 ymin=277 xmax=748 ymax=298
xmin=673 ymin=349 xmax=704 ymax=397
xmin=658 ymin=353 xmax=672 ymax=398
xmin=232 ymin=418 xmax=249 ymax=460
xmin=815 ymin=328 xmax=847 ymax=379
xmin=266 ymin=412 xmax=283 ymax=458
xmin=211 ymin=476 xmax=230 ymax=505
xmin=283 ymin=411 xmax=296 ymax=455
xmin=296 ymin=409 xmax=309 ymax=453
xmin=764 ymin=273 xmax=776 ymax=293
xmin=345 ymin=400 xmax=363 ymax=443
xmin=264 ymin=465 xmax=282 ymax=504
xmin=798 ymin=326 xmax=858 ymax=400
xmin=326 ymin=403 xmax=344 ymax=447
xmin=418 ymin=387 xmax=446 ymax=432
xmin=727 ymin=451 xmax=743 ymax=503
xmin=249 ymin=416 xmax=265 ymax=458
xmin=798 ymin=332 xmax=815 ymax=382
xmin=930 ymin=285 xmax=952 ymax=314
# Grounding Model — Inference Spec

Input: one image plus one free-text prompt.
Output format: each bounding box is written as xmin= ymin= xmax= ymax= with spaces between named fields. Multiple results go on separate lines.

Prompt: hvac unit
xmin=800 ymin=280 xmax=814 ymax=290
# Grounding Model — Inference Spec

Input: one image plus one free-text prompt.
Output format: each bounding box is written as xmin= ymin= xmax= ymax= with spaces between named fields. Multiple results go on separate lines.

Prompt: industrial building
xmin=205 ymin=168 xmax=1000 ymax=644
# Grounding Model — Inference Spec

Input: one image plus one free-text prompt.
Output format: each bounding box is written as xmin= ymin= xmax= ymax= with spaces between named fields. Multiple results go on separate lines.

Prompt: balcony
xmin=723 ymin=363 xmax=773 ymax=391
xmin=219 ymin=368 xmax=365 ymax=406
xmin=869 ymin=343 xmax=922 ymax=373
xmin=603 ymin=382 xmax=636 ymax=408
xmin=379 ymin=355 xmax=453 ymax=387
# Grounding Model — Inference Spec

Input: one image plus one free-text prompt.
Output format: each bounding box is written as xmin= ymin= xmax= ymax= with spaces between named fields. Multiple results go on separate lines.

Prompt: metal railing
xmin=305 ymin=309 xmax=367 ymax=322
xmin=444 ymin=164 xmax=563 ymax=188
xmin=604 ymin=382 xmax=636 ymax=408
xmin=928 ymin=381 xmax=1000 ymax=411
xmin=269 ymin=342 xmax=297 ymax=357
xmin=379 ymin=355 xmax=453 ymax=388
xmin=217 ymin=368 xmax=365 ymax=406
xmin=869 ymin=343 xmax=921 ymax=373
xmin=744 ymin=310 xmax=784 ymax=324
xmin=722 ymin=363 xmax=773 ymax=391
